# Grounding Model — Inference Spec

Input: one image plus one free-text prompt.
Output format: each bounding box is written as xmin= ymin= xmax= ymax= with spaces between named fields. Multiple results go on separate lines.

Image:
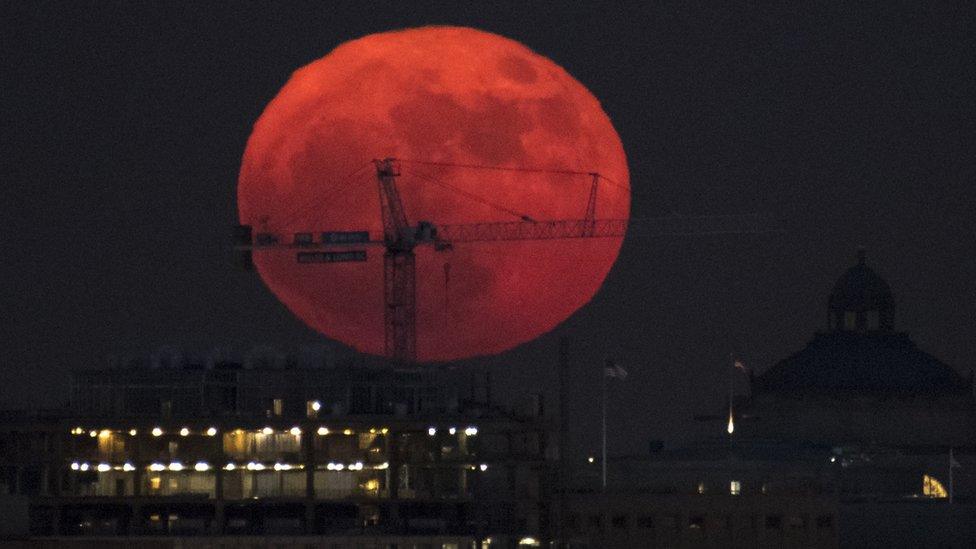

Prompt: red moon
xmin=238 ymin=26 xmax=629 ymax=362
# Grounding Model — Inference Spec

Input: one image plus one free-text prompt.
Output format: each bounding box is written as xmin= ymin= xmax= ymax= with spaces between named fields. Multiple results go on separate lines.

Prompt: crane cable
xmin=404 ymin=167 xmax=537 ymax=222
xmin=397 ymin=157 xmax=631 ymax=194
xmin=275 ymin=161 xmax=374 ymax=232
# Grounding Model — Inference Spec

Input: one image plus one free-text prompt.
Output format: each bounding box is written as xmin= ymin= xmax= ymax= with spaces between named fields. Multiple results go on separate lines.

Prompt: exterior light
xmin=335 ymin=463 xmax=345 ymax=471
xmin=151 ymin=427 xmax=163 ymax=437
xmin=98 ymin=430 xmax=111 ymax=438
xmin=369 ymin=428 xmax=376 ymax=434
xmin=70 ymin=462 xmax=80 ymax=471
xmin=123 ymin=463 xmax=135 ymax=472
xmin=97 ymin=463 xmax=111 ymax=472
xmin=519 ymin=537 xmax=540 ymax=547
xmin=353 ymin=462 xmax=364 ymax=470
xmin=179 ymin=427 xmax=190 ymax=437
xmin=194 ymin=462 xmax=210 ymax=472
xmin=206 ymin=427 xmax=217 ymax=436
xmin=317 ymin=427 xmax=329 ymax=436
xmin=289 ymin=426 xmax=302 ymax=436
xmin=89 ymin=430 xmax=98 ymax=438
xmin=464 ymin=426 xmax=478 ymax=436
xmin=376 ymin=462 xmax=389 ymax=470
xmin=342 ymin=429 xmax=353 ymax=436
xmin=262 ymin=427 xmax=274 ymax=435
xmin=128 ymin=429 xmax=137 ymax=436
xmin=326 ymin=463 xmax=336 ymax=470
xmin=246 ymin=462 xmax=265 ymax=471
xmin=274 ymin=463 xmax=293 ymax=471
xmin=479 ymin=463 xmax=488 ymax=472
xmin=149 ymin=463 xmax=166 ymax=472
xmin=380 ymin=427 xmax=389 ymax=434
xmin=449 ymin=427 xmax=457 ymax=435
xmin=587 ymin=456 xmax=595 ymax=463
xmin=311 ymin=401 xmax=321 ymax=411
xmin=224 ymin=463 xmax=236 ymax=471
xmin=169 ymin=462 xmax=184 ymax=472
xmin=71 ymin=427 xmax=84 ymax=435
xmin=79 ymin=463 xmax=90 ymax=472
xmin=427 ymin=427 xmax=437 ymax=436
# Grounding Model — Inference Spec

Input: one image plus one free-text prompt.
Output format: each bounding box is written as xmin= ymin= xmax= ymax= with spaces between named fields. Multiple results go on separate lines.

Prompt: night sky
xmin=2 ymin=3 xmax=974 ymax=456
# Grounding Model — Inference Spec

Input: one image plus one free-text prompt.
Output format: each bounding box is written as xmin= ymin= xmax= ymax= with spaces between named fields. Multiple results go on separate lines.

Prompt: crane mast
xmin=375 ymin=158 xmax=417 ymax=363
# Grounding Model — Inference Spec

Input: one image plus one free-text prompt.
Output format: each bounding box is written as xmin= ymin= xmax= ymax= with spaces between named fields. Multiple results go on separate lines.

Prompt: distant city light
xmin=587 ymin=456 xmax=595 ymax=463
xmin=123 ymin=463 xmax=135 ymax=472
xmin=246 ymin=462 xmax=265 ymax=471
xmin=70 ymin=462 xmax=79 ymax=471
xmin=224 ymin=463 xmax=236 ymax=471
xmin=89 ymin=430 xmax=97 ymax=438
xmin=149 ymin=463 xmax=166 ymax=472
xmin=380 ymin=427 xmax=389 ymax=434
xmin=79 ymin=463 xmax=90 ymax=472
xmin=317 ymin=427 xmax=329 ymax=436
xmin=169 ymin=462 xmax=184 ymax=471
xmin=335 ymin=463 xmax=345 ymax=471
xmin=97 ymin=463 xmax=111 ymax=472
xmin=128 ymin=429 xmax=137 ymax=436
xmin=311 ymin=400 xmax=322 ymax=411
xmin=518 ymin=537 xmax=540 ymax=546
xmin=179 ymin=427 xmax=190 ymax=437
xmin=480 ymin=463 xmax=488 ymax=471
xmin=428 ymin=427 xmax=437 ymax=436
xmin=449 ymin=427 xmax=457 ymax=435
xmin=464 ymin=426 xmax=478 ymax=436
xmin=206 ymin=427 xmax=217 ymax=436
xmin=351 ymin=462 xmax=364 ymax=471
xmin=342 ymin=429 xmax=353 ymax=435
xmin=194 ymin=462 xmax=210 ymax=472
xmin=290 ymin=426 xmax=302 ymax=436
xmin=71 ymin=427 xmax=84 ymax=435
xmin=151 ymin=427 xmax=163 ymax=437
xmin=376 ymin=462 xmax=389 ymax=470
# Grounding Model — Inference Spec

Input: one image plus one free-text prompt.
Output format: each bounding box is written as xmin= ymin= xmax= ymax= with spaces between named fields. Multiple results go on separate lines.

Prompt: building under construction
xmin=0 ymin=349 xmax=551 ymax=546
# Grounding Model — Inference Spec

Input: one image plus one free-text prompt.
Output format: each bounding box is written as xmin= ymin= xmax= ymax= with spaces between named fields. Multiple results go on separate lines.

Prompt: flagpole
xmin=949 ymin=447 xmax=954 ymax=504
xmin=601 ymin=361 xmax=607 ymax=491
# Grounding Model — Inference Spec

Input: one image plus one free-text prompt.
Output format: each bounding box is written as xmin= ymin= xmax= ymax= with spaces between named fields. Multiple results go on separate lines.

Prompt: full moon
xmin=238 ymin=26 xmax=629 ymax=362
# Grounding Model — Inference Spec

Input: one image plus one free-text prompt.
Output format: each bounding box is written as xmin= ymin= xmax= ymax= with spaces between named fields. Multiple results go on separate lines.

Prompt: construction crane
xmin=234 ymin=157 xmax=762 ymax=363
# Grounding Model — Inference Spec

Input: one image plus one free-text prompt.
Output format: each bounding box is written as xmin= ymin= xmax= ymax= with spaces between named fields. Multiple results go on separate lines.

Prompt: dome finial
xmin=857 ymin=247 xmax=866 ymax=265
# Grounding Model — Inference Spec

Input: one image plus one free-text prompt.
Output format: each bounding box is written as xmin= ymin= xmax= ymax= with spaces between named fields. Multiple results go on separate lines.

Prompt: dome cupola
xmin=828 ymin=249 xmax=894 ymax=333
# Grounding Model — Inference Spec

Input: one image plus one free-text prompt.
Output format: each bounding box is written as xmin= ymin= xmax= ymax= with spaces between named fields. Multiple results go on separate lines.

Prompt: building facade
xmin=0 ymin=352 xmax=552 ymax=547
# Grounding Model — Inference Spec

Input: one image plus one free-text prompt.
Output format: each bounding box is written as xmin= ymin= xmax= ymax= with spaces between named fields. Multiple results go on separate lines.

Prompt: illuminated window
xmin=697 ymin=481 xmax=706 ymax=494
xmin=307 ymin=400 xmax=321 ymax=418
xmin=273 ymin=398 xmax=283 ymax=417
xmin=149 ymin=477 xmax=161 ymax=490
xmin=730 ymin=480 xmax=741 ymax=495
xmin=923 ymin=474 xmax=947 ymax=498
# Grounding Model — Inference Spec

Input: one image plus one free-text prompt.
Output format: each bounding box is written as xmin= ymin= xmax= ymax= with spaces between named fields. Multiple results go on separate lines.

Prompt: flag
xmin=604 ymin=362 xmax=628 ymax=380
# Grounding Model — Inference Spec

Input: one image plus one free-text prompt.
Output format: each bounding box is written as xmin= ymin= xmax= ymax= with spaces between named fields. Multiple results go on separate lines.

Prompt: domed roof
xmin=828 ymin=250 xmax=893 ymax=313
xmin=754 ymin=331 xmax=970 ymax=397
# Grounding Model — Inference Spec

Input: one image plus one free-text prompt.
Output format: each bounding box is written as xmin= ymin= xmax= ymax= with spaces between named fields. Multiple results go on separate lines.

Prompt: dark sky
xmin=2 ymin=2 xmax=974 ymax=455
